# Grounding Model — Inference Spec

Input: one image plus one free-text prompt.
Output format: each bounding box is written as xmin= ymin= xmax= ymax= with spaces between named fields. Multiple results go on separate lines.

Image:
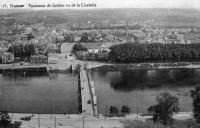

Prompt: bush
xmin=109 ymin=106 xmax=119 ymax=117
xmin=0 ymin=112 xmax=21 ymax=128
xmin=121 ymin=105 xmax=131 ymax=115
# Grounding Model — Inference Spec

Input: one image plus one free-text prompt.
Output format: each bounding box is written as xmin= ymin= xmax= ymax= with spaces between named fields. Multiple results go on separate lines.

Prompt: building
xmin=87 ymin=53 xmax=96 ymax=61
xmin=97 ymin=51 xmax=109 ymax=61
xmin=47 ymin=43 xmax=59 ymax=53
xmin=30 ymin=55 xmax=47 ymax=64
xmin=48 ymin=53 xmax=59 ymax=64
xmin=60 ymin=43 xmax=74 ymax=55
xmin=76 ymin=51 xmax=89 ymax=60
xmin=80 ymin=43 xmax=100 ymax=52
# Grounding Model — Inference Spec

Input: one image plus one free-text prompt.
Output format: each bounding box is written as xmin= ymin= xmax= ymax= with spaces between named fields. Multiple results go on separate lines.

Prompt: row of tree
xmin=7 ymin=43 xmax=35 ymax=59
xmin=109 ymin=43 xmax=200 ymax=63
xmin=108 ymin=105 xmax=131 ymax=117
xmin=72 ymin=44 xmax=88 ymax=53
xmin=107 ymin=91 xmax=200 ymax=126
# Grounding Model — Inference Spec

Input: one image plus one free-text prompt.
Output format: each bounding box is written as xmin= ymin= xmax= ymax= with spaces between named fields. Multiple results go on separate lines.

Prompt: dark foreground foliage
xmin=0 ymin=112 xmax=22 ymax=128
xmin=147 ymin=92 xmax=180 ymax=125
xmin=191 ymin=87 xmax=200 ymax=123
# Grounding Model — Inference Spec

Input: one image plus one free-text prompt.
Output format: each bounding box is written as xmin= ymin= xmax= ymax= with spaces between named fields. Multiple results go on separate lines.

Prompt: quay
xmin=0 ymin=63 xmax=48 ymax=71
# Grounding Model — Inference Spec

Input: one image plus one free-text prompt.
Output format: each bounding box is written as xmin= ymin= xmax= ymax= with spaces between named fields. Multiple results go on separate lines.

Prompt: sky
xmin=0 ymin=0 xmax=200 ymax=9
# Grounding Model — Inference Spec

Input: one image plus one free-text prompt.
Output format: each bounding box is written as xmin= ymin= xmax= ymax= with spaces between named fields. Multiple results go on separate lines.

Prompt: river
xmin=91 ymin=69 xmax=200 ymax=114
xmin=0 ymin=70 xmax=79 ymax=114
xmin=0 ymin=68 xmax=199 ymax=114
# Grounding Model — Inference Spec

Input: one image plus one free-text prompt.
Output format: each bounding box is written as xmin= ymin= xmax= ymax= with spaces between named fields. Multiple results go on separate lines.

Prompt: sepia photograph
xmin=0 ymin=0 xmax=200 ymax=127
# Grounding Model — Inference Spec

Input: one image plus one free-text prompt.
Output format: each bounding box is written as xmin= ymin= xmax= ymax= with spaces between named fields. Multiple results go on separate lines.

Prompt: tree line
xmin=72 ymin=44 xmax=88 ymax=53
xmin=109 ymin=43 xmax=200 ymax=63
xmin=8 ymin=43 xmax=35 ymax=59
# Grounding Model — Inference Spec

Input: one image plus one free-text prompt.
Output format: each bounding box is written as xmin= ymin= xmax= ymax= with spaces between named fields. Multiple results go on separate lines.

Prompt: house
xmin=97 ymin=51 xmax=109 ymax=61
xmin=76 ymin=51 xmax=89 ymax=60
xmin=88 ymin=49 xmax=99 ymax=54
xmin=74 ymin=35 xmax=81 ymax=42
xmin=87 ymin=53 xmax=96 ymax=61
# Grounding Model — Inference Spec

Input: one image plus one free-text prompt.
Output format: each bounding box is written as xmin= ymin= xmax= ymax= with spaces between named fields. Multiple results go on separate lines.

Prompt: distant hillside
xmin=0 ymin=8 xmax=200 ymax=26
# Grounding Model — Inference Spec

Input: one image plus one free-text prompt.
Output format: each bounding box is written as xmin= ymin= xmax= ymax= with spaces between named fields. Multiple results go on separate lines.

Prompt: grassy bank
xmin=122 ymin=119 xmax=200 ymax=128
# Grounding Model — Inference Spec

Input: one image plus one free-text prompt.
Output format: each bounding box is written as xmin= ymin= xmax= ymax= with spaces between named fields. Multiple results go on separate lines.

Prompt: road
xmin=10 ymin=113 xmax=124 ymax=128
xmin=80 ymin=69 xmax=94 ymax=116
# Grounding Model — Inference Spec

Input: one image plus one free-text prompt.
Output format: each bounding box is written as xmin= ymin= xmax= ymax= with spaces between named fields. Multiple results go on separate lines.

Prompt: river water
xmin=91 ymin=69 xmax=200 ymax=114
xmin=0 ymin=70 xmax=79 ymax=114
xmin=0 ymin=68 xmax=199 ymax=114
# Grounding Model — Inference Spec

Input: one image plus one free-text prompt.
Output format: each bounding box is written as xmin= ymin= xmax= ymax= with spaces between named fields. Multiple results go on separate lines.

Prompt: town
xmin=0 ymin=14 xmax=199 ymax=66
xmin=1 ymin=8 xmax=200 ymax=128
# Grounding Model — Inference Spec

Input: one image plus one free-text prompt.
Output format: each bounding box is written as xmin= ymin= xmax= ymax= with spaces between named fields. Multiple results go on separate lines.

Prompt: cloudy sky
xmin=0 ymin=0 xmax=200 ymax=9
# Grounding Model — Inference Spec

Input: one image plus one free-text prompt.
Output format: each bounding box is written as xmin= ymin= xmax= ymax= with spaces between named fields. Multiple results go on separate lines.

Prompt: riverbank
xmin=91 ymin=62 xmax=200 ymax=71
xmin=8 ymin=112 xmax=193 ymax=128
xmin=1 ymin=61 xmax=200 ymax=72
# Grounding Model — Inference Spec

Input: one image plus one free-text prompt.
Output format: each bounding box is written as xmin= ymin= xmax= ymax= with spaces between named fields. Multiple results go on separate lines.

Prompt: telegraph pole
xmin=11 ymin=104 xmax=13 ymax=117
xmin=38 ymin=114 xmax=40 ymax=128
xmin=51 ymin=102 xmax=52 ymax=118
xmin=54 ymin=115 xmax=56 ymax=128
xmin=136 ymin=105 xmax=139 ymax=118
xmin=105 ymin=104 xmax=108 ymax=119
xmin=82 ymin=114 xmax=85 ymax=128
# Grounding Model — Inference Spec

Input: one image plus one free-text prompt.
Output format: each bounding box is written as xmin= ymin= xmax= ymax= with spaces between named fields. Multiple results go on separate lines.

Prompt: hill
xmin=0 ymin=8 xmax=200 ymax=26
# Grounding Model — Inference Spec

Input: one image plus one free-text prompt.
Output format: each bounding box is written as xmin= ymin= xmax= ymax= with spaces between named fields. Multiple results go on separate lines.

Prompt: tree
xmin=8 ymin=44 xmax=35 ymax=60
xmin=0 ymin=112 xmax=22 ymax=128
xmin=121 ymin=105 xmax=131 ymax=115
xmin=191 ymin=87 xmax=200 ymax=123
xmin=64 ymin=33 xmax=74 ymax=42
xmin=109 ymin=106 xmax=119 ymax=117
xmin=27 ymin=33 xmax=35 ymax=40
xmin=108 ymin=43 xmax=200 ymax=63
xmin=80 ymin=32 xmax=89 ymax=42
xmin=147 ymin=92 xmax=179 ymax=125
xmin=0 ymin=112 xmax=11 ymax=127
xmin=73 ymin=44 xmax=88 ymax=53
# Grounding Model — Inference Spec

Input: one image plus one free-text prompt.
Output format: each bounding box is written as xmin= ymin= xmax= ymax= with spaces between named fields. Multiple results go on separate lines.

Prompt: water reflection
xmin=91 ymin=69 xmax=200 ymax=113
xmin=2 ymin=68 xmax=48 ymax=81
xmin=0 ymin=70 xmax=79 ymax=114
xmin=109 ymin=69 xmax=200 ymax=91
